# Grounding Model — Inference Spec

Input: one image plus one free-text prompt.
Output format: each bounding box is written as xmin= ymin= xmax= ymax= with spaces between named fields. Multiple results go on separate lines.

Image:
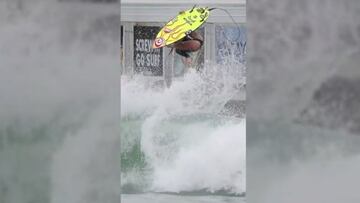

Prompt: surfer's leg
xmin=175 ymin=49 xmax=193 ymax=67
xmin=176 ymin=49 xmax=191 ymax=58
xmin=182 ymin=57 xmax=192 ymax=67
xmin=173 ymin=40 xmax=202 ymax=52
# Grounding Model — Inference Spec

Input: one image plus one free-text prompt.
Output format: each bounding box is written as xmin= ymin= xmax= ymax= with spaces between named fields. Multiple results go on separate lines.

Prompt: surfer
xmin=168 ymin=31 xmax=203 ymax=66
xmin=152 ymin=7 xmax=209 ymax=66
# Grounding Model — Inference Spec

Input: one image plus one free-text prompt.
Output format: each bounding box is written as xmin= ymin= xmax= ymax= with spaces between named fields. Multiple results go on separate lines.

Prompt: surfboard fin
xmin=190 ymin=4 xmax=197 ymax=13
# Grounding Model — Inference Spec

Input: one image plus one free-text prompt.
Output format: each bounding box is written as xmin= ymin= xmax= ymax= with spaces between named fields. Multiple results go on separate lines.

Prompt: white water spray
xmin=247 ymin=0 xmax=360 ymax=202
xmin=122 ymin=62 xmax=246 ymax=195
xmin=0 ymin=1 xmax=120 ymax=203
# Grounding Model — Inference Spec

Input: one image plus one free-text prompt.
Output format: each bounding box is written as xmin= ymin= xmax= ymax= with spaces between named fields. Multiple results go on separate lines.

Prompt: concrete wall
xmin=121 ymin=3 xmax=245 ymax=23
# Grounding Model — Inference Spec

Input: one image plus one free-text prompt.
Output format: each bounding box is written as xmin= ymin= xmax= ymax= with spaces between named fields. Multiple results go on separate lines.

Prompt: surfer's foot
xmin=182 ymin=57 xmax=192 ymax=66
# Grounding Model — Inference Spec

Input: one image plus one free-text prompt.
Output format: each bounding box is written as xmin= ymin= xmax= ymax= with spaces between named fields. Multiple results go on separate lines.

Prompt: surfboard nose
xmin=152 ymin=42 xmax=158 ymax=49
xmin=153 ymin=37 xmax=165 ymax=49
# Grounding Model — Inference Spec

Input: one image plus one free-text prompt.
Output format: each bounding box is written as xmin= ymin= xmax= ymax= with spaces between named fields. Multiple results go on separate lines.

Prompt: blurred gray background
xmin=247 ymin=0 xmax=360 ymax=203
xmin=0 ymin=0 xmax=120 ymax=203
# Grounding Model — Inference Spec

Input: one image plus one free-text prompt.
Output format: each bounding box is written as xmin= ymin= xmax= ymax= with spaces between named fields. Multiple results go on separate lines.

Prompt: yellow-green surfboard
xmin=152 ymin=7 xmax=210 ymax=49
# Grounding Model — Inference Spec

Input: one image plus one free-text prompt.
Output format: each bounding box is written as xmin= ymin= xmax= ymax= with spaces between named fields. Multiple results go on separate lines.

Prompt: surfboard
xmin=152 ymin=6 xmax=211 ymax=49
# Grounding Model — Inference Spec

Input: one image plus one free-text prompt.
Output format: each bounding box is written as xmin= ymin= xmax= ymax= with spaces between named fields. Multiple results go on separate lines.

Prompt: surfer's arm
xmin=185 ymin=31 xmax=203 ymax=48
xmin=188 ymin=31 xmax=203 ymax=42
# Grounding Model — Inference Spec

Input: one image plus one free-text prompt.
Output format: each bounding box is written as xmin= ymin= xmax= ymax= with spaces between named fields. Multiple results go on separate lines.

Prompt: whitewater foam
xmin=122 ymin=62 xmax=246 ymax=195
xmin=150 ymin=121 xmax=246 ymax=194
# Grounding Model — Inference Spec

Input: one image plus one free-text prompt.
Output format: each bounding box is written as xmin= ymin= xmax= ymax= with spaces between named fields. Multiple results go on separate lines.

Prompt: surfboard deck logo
xmin=152 ymin=7 xmax=210 ymax=49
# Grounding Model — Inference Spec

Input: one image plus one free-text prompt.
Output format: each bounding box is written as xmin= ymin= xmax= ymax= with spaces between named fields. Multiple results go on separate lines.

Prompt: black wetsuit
xmin=175 ymin=35 xmax=203 ymax=58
